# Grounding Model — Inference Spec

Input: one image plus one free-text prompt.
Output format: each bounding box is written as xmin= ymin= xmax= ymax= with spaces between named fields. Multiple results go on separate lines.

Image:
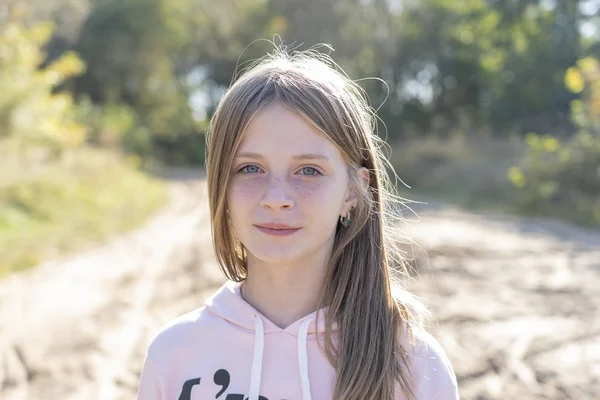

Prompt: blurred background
xmin=0 ymin=0 xmax=599 ymax=399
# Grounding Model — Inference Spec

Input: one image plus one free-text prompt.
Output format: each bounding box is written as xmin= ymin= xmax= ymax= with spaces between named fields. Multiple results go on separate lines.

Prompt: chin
xmin=256 ymin=251 xmax=304 ymax=264
xmin=247 ymin=244 xmax=306 ymax=264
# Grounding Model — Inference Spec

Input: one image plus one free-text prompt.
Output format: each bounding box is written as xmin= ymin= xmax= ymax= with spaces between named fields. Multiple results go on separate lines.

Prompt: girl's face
xmin=226 ymin=102 xmax=357 ymax=265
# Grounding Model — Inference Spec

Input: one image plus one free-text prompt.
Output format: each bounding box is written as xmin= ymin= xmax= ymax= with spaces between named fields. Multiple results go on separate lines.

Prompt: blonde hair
xmin=205 ymin=45 xmax=424 ymax=400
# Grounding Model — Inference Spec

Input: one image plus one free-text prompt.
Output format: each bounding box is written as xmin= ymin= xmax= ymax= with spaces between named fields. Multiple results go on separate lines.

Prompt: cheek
xmin=226 ymin=181 xmax=256 ymax=229
xmin=294 ymin=181 xmax=324 ymax=204
xmin=228 ymin=179 xmax=263 ymax=204
xmin=293 ymin=178 xmax=342 ymax=209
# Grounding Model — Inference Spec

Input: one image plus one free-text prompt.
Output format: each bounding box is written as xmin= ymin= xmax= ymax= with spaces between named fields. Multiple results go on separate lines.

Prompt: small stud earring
xmin=340 ymin=207 xmax=353 ymax=227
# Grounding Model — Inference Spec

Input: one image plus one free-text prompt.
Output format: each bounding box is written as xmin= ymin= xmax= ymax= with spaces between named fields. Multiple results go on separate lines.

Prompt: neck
xmin=241 ymin=245 xmax=331 ymax=329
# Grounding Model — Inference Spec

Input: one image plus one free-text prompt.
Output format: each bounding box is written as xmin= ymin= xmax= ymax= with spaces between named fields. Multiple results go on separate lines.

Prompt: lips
xmin=255 ymin=223 xmax=299 ymax=230
xmin=254 ymin=223 xmax=301 ymax=236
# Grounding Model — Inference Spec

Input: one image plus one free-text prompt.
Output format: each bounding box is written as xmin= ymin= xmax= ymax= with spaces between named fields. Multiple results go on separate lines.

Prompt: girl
xmin=137 ymin=47 xmax=459 ymax=400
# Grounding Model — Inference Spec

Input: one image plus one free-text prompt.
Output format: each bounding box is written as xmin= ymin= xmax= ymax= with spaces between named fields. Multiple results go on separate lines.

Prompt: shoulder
xmin=144 ymin=306 xmax=220 ymax=364
xmin=401 ymin=327 xmax=459 ymax=399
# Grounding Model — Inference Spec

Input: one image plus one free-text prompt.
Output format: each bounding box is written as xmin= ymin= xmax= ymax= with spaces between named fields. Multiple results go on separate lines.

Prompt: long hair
xmin=205 ymin=45 xmax=424 ymax=400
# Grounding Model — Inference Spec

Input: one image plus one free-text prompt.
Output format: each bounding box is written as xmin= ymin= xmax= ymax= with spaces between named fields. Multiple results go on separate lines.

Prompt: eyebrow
xmin=234 ymin=152 xmax=331 ymax=161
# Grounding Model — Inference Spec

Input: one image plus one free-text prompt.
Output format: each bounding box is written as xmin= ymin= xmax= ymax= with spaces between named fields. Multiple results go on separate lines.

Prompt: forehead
xmin=236 ymin=103 xmax=342 ymax=160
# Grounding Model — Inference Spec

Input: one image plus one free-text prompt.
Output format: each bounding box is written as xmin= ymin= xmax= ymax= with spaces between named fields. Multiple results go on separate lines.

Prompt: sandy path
xmin=403 ymin=204 xmax=600 ymax=399
xmin=0 ymin=171 xmax=222 ymax=400
xmin=0 ymin=173 xmax=598 ymax=399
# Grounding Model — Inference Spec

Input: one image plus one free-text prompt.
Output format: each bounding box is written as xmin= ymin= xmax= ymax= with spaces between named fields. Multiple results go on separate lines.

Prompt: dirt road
xmin=1 ymin=172 xmax=598 ymax=399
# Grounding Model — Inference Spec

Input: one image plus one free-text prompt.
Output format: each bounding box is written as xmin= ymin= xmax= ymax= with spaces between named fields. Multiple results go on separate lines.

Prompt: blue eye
xmin=239 ymin=165 xmax=261 ymax=174
xmin=300 ymin=167 xmax=321 ymax=176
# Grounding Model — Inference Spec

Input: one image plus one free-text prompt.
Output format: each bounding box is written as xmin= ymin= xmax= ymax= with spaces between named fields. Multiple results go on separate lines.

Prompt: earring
xmin=340 ymin=207 xmax=353 ymax=227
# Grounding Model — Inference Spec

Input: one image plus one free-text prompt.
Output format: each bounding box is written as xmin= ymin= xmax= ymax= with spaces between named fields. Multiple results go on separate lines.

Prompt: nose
xmin=259 ymin=177 xmax=295 ymax=210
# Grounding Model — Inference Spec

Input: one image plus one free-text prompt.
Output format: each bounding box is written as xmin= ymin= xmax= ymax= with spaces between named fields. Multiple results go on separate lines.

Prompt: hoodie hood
xmin=203 ymin=280 xmax=337 ymax=400
xmin=204 ymin=280 xmax=338 ymax=335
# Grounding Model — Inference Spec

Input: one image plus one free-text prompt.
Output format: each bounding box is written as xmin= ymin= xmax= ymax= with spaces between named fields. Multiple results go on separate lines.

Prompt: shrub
xmin=0 ymin=17 xmax=86 ymax=160
xmin=510 ymin=58 xmax=600 ymax=225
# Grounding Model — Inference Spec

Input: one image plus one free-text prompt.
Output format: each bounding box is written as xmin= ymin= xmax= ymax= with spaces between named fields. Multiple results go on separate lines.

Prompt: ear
xmin=342 ymin=167 xmax=370 ymax=215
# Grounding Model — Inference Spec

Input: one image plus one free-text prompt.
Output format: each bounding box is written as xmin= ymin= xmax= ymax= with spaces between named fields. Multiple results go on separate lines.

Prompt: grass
xmin=0 ymin=148 xmax=168 ymax=277
xmin=389 ymin=135 xmax=526 ymax=215
xmin=389 ymin=135 xmax=600 ymax=227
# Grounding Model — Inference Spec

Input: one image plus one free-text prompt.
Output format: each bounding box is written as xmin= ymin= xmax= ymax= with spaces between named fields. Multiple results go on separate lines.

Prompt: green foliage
xmin=510 ymin=58 xmax=600 ymax=225
xmin=75 ymin=96 xmax=153 ymax=156
xmin=391 ymin=136 xmax=522 ymax=211
xmin=0 ymin=13 xmax=168 ymax=275
xmin=8 ymin=0 xmax=590 ymax=162
xmin=66 ymin=0 xmax=266 ymax=165
xmin=0 ymin=148 xmax=167 ymax=275
xmin=389 ymin=0 xmax=577 ymax=135
xmin=0 ymin=17 xmax=86 ymax=158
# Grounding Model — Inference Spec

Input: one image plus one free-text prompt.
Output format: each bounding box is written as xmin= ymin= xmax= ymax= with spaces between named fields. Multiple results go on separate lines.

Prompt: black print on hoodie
xmin=178 ymin=369 xmax=272 ymax=400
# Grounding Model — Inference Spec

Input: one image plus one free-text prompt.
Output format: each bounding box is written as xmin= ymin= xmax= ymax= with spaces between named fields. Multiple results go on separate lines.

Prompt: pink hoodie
xmin=137 ymin=281 xmax=459 ymax=399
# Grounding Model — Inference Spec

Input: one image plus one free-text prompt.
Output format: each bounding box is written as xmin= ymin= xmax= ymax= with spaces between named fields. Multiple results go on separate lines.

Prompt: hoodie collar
xmin=204 ymin=280 xmax=338 ymax=335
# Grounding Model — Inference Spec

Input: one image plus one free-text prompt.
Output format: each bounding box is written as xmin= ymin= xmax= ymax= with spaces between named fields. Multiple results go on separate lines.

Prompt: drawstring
xmin=247 ymin=315 xmax=314 ymax=400
xmin=298 ymin=317 xmax=314 ymax=400
xmin=249 ymin=315 xmax=264 ymax=400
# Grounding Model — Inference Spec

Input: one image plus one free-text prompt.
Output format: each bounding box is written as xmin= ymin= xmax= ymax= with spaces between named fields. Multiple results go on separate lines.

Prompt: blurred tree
xmin=70 ymin=0 xmax=198 ymax=162
xmin=0 ymin=14 xmax=86 ymax=162
xmin=509 ymin=56 xmax=600 ymax=224
xmin=68 ymin=0 xmax=270 ymax=164
xmin=240 ymin=0 xmax=586 ymax=138
xmin=5 ymin=0 xmax=596 ymax=159
xmin=0 ymin=0 xmax=92 ymax=65
xmin=386 ymin=0 xmax=582 ymax=136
